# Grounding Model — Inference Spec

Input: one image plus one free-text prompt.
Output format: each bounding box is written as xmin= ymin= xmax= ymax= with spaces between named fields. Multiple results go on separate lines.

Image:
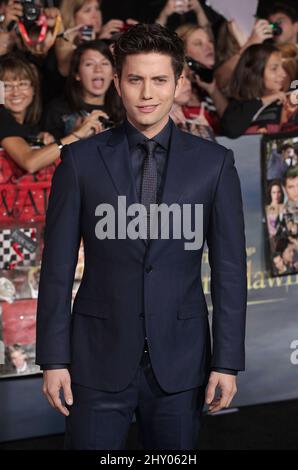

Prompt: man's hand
xmin=205 ymin=371 xmax=237 ymax=413
xmin=43 ymin=369 xmax=73 ymax=416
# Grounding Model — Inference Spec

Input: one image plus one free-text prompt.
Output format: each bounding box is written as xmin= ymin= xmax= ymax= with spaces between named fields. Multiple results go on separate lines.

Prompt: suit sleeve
xmin=36 ymin=145 xmax=81 ymax=365
xmin=206 ymin=149 xmax=247 ymax=371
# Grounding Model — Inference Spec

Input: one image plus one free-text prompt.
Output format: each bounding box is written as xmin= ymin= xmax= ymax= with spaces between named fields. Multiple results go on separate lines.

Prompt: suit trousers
xmin=64 ymin=344 xmax=206 ymax=450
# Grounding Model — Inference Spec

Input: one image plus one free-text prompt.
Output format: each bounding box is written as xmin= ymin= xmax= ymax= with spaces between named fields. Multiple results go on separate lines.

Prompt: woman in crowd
xmin=43 ymin=40 xmax=124 ymax=139
xmin=221 ymin=43 xmax=288 ymax=138
xmin=56 ymin=0 xmax=137 ymax=76
xmin=265 ymin=180 xmax=285 ymax=241
xmin=0 ymin=53 xmax=103 ymax=174
xmin=170 ymin=67 xmax=215 ymax=140
xmin=176 ymin=23 xmax=227 ymax=134
xmin=215 ymin=19 xmax=274 ymax=91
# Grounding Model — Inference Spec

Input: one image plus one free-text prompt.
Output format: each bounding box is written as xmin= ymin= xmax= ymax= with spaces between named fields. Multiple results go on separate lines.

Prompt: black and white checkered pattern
xmin=0 ymin=228 xmax=37 ymax=270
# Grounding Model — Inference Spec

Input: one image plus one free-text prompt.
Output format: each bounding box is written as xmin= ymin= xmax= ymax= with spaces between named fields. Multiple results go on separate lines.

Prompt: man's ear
xmin=174 ymin=74 xmax=184 ymax=99
xmin=114 ymin=74 xmax=121 ymax=97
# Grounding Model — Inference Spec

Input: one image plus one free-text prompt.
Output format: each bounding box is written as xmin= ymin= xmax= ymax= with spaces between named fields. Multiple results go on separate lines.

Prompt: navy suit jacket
xmin=36 ymin=122 xmax=247 ymax=393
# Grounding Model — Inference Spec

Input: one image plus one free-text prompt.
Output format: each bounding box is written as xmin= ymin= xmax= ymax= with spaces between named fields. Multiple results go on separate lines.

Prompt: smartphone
xmin=185 ymin=56 xmax=214 ymax=84
xmin=269 ymin=21 xmax=282 ymax=37
xmin=79 ymin=25 xmax=94 ymax=41
xmin=175 ymin=0 xmax=188 ymax=14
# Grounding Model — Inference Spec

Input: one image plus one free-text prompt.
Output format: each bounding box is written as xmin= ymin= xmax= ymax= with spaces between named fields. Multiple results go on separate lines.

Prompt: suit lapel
xmin=159 ymin=124 xmax=193 ymax=206
xmin=97 ymin=124 xmax=147 ymax=247
xmin=97 ymin=124 xmax=139 ymax=210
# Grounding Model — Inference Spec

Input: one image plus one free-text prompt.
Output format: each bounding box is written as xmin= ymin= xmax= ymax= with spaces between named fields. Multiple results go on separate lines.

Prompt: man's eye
xmin=155 ymin=78 xmax=167 ymax=83
xmin=129 ymin=78 xmax=140 ymax=83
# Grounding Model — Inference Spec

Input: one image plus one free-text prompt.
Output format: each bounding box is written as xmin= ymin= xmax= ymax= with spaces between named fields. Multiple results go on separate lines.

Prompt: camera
xmin=27 ymin=135 xmax=44 ymax=146
xmin=185 ymin=56 xmax=214 ymax=84
xmin=7 ymin=0 xmax=41 ymax=31
xmin=20 ymin=0 xmax=41 ymax=25
xmin=79 ymin=25 xmax=94 ymax=41
xmin=98 ymin=116 xmax=114 ymax=129
xmin=269 ymin=21 xmax=282 ymax=37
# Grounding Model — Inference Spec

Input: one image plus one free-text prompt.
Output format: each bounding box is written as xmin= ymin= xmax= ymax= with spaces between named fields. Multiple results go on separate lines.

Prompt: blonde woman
xmin=56 ymin=0 xmax=137 ymax=76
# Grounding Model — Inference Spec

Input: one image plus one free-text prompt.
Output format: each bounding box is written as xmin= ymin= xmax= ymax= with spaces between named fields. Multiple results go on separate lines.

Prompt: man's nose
xmin=141 ymin=81 xmax=153 ymax=100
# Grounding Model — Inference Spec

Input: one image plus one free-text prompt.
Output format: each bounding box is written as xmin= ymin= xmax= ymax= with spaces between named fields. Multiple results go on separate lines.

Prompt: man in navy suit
xmin=36 ymin=24 xmax=247 ymax=450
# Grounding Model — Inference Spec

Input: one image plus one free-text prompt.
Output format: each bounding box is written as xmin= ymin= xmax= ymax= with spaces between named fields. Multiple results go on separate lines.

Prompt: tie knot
xmin=141 ymin=139 xmax=158 ymax=156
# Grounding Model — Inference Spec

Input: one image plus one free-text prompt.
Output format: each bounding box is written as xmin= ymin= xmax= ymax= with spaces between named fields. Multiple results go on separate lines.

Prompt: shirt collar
xmin=124 ymin=117 xmax=172 ymax=151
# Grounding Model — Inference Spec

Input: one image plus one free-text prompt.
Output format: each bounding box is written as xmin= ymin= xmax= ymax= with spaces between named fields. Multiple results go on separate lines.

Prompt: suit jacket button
xmin=145 ymin=266 xmax=153 ymax=273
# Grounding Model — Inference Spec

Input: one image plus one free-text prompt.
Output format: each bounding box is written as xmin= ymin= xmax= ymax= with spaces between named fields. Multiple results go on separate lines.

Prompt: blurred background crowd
xmin=0 ymin=0 xmax=297 ymax=174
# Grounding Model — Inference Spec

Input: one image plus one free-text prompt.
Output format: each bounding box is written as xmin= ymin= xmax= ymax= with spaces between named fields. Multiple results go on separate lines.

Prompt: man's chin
xmin=132 ymin=113 xmax=168 ymax=129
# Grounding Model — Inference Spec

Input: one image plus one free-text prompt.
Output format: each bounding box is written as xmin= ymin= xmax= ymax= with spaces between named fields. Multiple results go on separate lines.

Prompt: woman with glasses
xmin=0 ymin=53 xmax=104 ymax=174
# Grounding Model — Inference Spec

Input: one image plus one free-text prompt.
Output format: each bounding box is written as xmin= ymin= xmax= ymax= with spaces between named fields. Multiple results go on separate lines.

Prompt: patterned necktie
xmin=140 ymin=139 xmax=158 ymax=239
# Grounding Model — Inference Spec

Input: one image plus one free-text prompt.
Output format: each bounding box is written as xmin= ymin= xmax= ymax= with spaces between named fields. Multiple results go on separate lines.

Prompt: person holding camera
xmin=155 ymin=0 xmax=209 ymax=30
xmin=265 ymin=3 xmax=298 ymax=46
xmin=176 ymin=23 xmax=227 ymax=133
xmin=0 ymin=53 xmax=103 ymax=174
xmin=43 ymin=40 xmax=124 ymax=139
xmin=55 ymin=0 xmax=137 ymax=76
xmin=0 ymin=0 xmax=64 ymax=57
xmin=215 ymin=18 xmax=274 ymax=92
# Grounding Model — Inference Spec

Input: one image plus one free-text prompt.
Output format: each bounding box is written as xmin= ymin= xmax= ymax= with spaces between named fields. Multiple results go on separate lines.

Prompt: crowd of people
xmin=0 ymin=0 xmax=297 ymax=175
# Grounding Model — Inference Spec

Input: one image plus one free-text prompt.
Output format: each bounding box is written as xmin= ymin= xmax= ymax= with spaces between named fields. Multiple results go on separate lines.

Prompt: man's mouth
xmin=137 ymin=105 xmax=159 ymax=113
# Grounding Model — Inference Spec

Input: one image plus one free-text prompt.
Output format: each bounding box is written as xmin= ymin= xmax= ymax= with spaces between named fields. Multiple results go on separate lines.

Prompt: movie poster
xmin=262 ymin=133 xmax=298 ymax=276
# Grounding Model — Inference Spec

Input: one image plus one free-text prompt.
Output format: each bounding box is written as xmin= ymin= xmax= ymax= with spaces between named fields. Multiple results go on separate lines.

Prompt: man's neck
xmin=126 ymin=115 xmax=170 ymax=139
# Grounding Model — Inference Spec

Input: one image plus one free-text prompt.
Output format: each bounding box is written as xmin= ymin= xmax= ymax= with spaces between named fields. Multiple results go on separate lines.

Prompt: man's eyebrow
xmin=127 ymin=74 xmax=143 ymax=78
xmin=152 ymin=75 xmax=169 ymax=79
xmin=127 ymin=74 xmax=170 ymax=79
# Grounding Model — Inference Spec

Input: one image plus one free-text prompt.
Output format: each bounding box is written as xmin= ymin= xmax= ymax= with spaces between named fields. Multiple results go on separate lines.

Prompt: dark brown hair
xmin=265 ymin=3 xmax=298 ymax=22
xmin=266 ymin=180 xmax=284 ymax=204
xmin=113 ymin=23 xmax=185 ymax=81
xmin=67 ymin=40 xmax=124 ymax=124
xmin=0 ymin=53 xmax=41 ymax=126
xmin=230 ymin=43 xmax=281 ymax=101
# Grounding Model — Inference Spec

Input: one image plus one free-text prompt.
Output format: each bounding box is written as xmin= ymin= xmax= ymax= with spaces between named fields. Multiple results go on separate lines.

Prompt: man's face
xmin=268 ymin=12 xmax=298 ymax=45
xmin=273 ymin=255 xmax=285 ymax=270
xmin=114 ymin=53 xmax=183 ymax=136
xmin=285 ymin=176 xmax=298 ymax=202
xmin=282 ymin=147 xmax=294 ymax=160
xmin=282 ymin=244 xmax=295 ymax=264
xmin=10 ymin=351 xmax=26 ymax=369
